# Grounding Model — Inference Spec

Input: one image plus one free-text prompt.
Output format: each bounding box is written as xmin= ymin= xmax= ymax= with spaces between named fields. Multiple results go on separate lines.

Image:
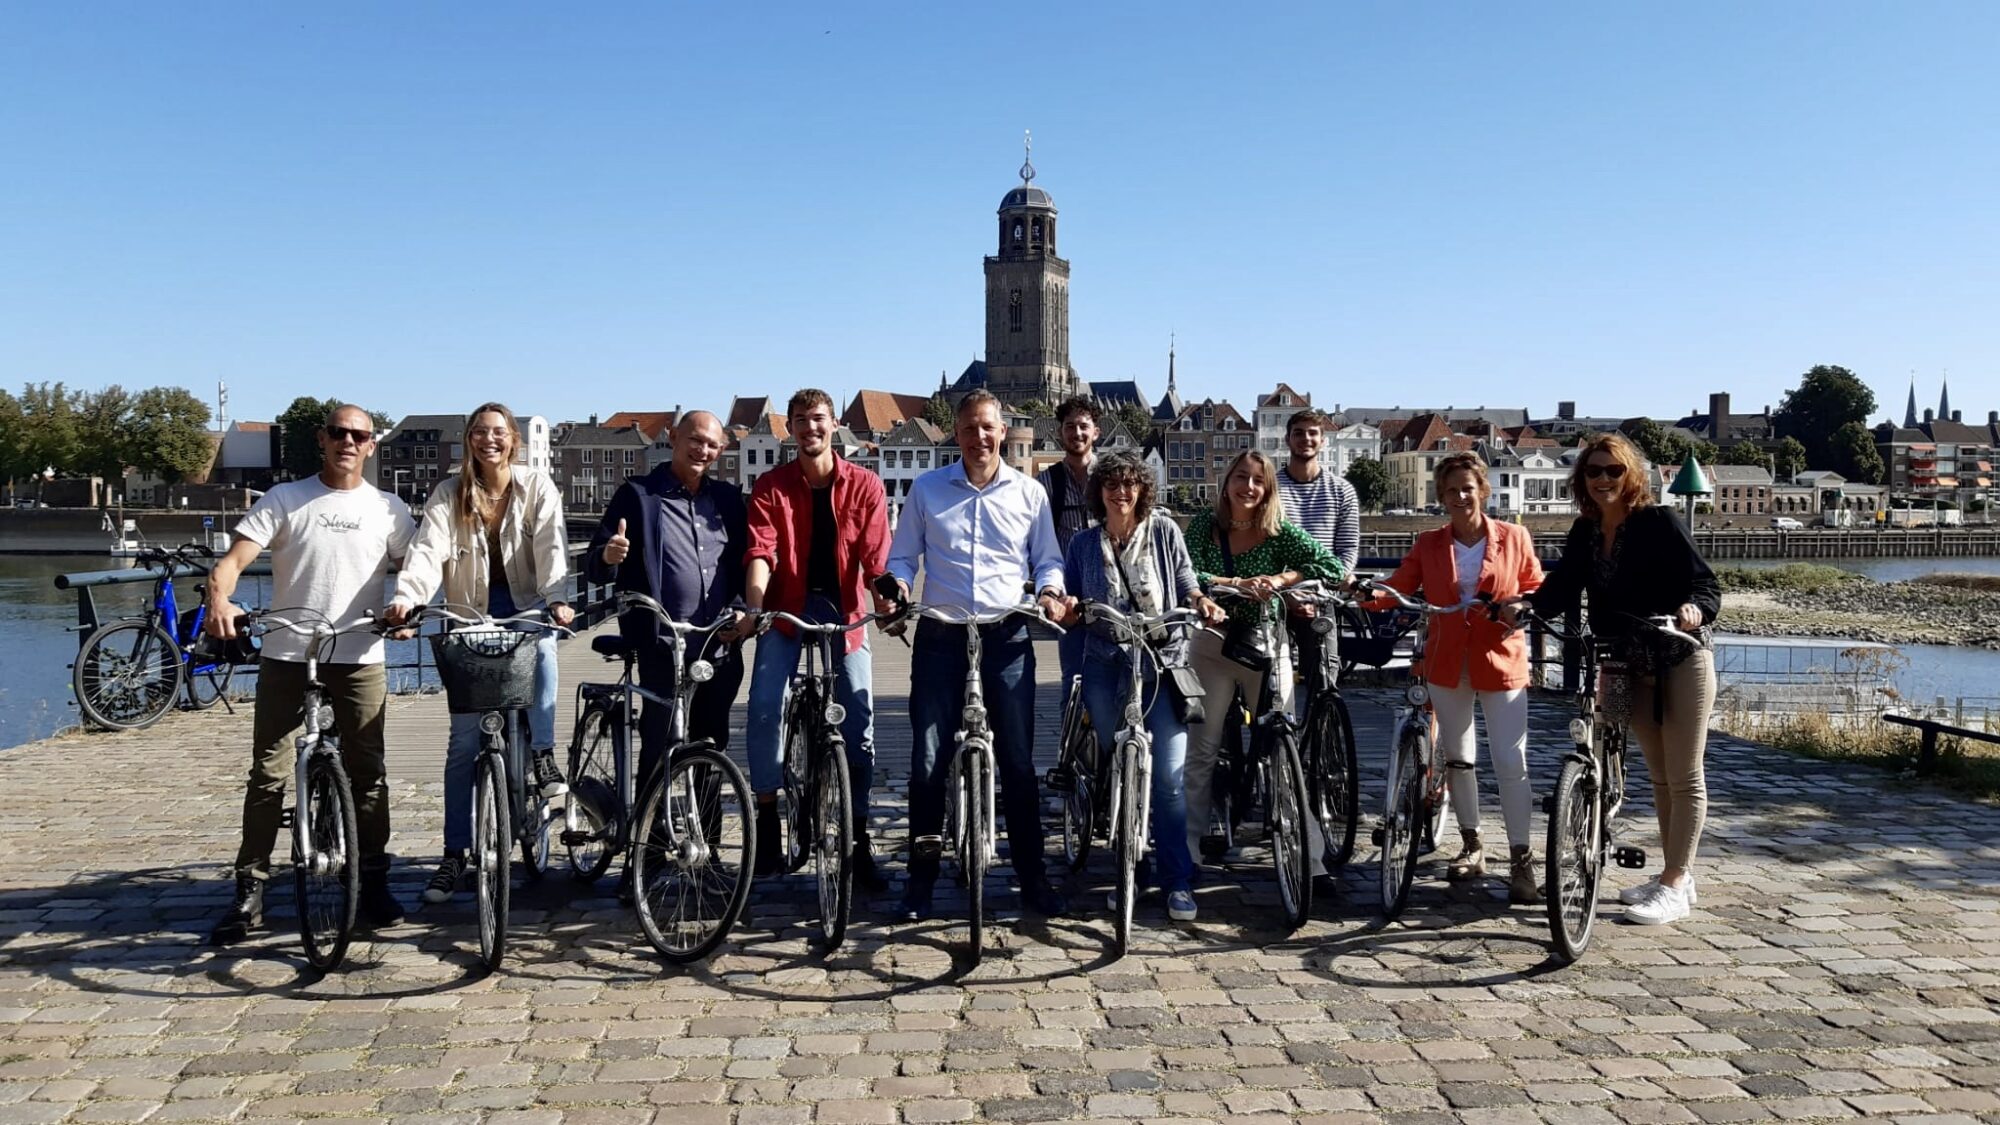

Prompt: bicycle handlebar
xmin=611 ymin=591 xmax=739 ymax=637
xmin=404 ymin=603 xmax=574 ymax=638
xmin=897 ymin=600 xmax=1066 ymax=635
xmin=1080 ymin=602 xmax=1203 ymax=638
xmin=1351 ymin=578 xmax=1488 ymax=617
xmin=750 ymin=608 xmax=899 ymax=636
xmin=242 ymin=606 xmax=387 ymax=640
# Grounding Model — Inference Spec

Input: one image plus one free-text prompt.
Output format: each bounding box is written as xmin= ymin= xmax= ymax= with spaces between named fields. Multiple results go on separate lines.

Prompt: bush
xmin=1912 ymin=573 xmax=2000 ymax=593
xmin=1715 ymin=564 xmax=1866 ymax=593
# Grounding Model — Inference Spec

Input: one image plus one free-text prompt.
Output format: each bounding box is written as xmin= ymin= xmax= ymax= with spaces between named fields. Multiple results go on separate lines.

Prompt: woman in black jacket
xmin=1503 ymin=432 xmax=1720 ymax=927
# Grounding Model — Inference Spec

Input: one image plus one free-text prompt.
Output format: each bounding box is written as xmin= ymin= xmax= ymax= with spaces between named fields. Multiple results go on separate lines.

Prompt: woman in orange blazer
xmin=1369 ymin=452 xmax=1544 ymax=903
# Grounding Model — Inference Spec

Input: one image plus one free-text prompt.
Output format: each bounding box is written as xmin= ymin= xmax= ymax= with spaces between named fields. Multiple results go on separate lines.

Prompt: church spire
xmin=1167 ymin=333 xmax=1177 ymax=395
xmin=1939 ymin=374 xmax=1952 ymax=422
xmin=1905 ymin=376 xmax=1919 ymax=428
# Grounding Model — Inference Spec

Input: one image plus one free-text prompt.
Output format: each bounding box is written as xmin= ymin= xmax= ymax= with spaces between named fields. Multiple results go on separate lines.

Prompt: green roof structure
xmin=1668 ymin=452 xmax=1712 ymax=497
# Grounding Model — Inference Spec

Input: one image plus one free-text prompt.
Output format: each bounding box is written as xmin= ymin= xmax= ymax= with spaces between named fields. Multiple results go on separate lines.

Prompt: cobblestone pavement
xmin=3 ymin=630 xmax=1998 ymax=1124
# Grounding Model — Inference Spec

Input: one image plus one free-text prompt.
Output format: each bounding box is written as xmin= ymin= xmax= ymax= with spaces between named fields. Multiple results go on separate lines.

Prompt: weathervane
xmin=1020 ymin=129 xmax=1035 ymax=185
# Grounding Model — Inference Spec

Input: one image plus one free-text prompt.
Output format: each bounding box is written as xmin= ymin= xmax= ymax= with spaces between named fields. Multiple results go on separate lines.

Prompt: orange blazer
xmin=1368 ymin=520 xmax=1544 ymax=692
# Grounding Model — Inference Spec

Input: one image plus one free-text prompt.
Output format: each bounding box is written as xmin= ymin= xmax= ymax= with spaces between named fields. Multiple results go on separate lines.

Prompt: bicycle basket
xmin=1338 ymin=604 xmax=1420 ymax=669
xmin=430 ymin=630 xmax=538 ymax=714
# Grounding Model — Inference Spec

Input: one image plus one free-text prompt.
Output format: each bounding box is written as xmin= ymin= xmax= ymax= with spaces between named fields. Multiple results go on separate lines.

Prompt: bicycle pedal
xmin=1042 ymin=767 xmax=1075 ymax=793
xmin=1613 ymin=846 xmax=1648 ymax=869
xmin=1369 ymin=824 xmax=1385 ymax=848
xmin=911 ymin=835 xmax=943 ymax=859
xmin=277 ymin=808 xmax=294 ymax=829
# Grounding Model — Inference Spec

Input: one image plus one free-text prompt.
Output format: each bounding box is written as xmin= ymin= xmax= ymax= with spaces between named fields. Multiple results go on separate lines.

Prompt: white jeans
xmin=1429 ymin=677 xmax=1533 ymax=850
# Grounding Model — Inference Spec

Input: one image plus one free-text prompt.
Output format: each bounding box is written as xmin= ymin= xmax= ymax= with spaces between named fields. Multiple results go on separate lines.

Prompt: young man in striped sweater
xmin=1275 ymin=408 xmax=1361 ymax=698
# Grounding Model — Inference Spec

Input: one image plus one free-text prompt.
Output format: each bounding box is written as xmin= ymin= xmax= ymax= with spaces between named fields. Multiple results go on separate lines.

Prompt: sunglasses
xmin=1583 ymin=463 xmax=1626 ymax=480
xmin=324 ymin=424 xmax=374 ymax=445
xmin=1102 ymin=479 xmax=1142 ymax=493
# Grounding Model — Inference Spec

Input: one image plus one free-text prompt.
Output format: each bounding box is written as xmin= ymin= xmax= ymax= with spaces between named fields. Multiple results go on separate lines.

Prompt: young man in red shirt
xmin=743 ymin=388 xmax=895 ymax=888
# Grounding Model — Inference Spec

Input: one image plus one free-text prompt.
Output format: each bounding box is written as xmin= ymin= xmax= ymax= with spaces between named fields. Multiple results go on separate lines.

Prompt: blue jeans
xmin=442 ymin=615 xmax=560 ymax=852
xmin=745 ymin=595 xmax=876 ymax=827
xmin=1081 ymin=657 xmax=1195 ymax=894
xmin=908 ymin=617 xmax=1045 ymax=883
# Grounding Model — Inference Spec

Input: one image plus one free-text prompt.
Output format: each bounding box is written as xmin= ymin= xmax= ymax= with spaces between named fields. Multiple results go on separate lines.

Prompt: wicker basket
xmin=430 ymin=630 xmax=538 ymax=714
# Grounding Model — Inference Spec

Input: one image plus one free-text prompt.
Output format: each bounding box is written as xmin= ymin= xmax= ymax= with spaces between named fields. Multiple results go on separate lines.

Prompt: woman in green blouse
xmin=1183 ymin=450 xmax=1342 ymax=866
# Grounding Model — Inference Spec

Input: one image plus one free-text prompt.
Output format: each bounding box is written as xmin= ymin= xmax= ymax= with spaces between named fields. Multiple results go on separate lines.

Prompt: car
xmin=1385 ymin=507 xmax=1416 ymax=516
xmin=1771 ymin=516 xmax=1805 ymax=530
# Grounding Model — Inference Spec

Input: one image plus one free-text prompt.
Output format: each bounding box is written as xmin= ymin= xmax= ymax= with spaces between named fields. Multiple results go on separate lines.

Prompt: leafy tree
xmin=1166 ymin=485 xmax=1202 ymax=514
xmin=17 ymin=383 xmax=80 ymax=495
xmin=1722 ymin=440 xmax=1773 ymax=473
xmin=1115 ymin=401 xmax=1157 ymax=443
xmin=0 ymin=389 xmax=26 ymax=494
xmin=1831 ymin=421 xmax=1884 ymax=485
xmin=922 ymin=393 xmax=953 ymax=431
xmin=1015 ymin=398 xmax=1055 ymax=420
xmin=73 ymin=386 xmax=133 ymax=484
xmin=126 ymin=386 xmax=214 ymax=484
xmin=1622 ymin=417 xmax=1679 ymax=465
xmin=1345 ymin=455 xmax=1390 ymax=512
xmin=276 ymin=396 xmax=340 ymax=479
xmin=1773 ymin=436 xmax=1808 ymax=481
xmin=1773 ymin=365 xmax=1876 ymax=472
xmin=368 ymin=409 xmax=393 ymax=432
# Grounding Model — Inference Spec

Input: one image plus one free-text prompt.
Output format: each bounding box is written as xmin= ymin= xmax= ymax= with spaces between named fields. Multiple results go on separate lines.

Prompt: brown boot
xmin=1509 ymin=845 xmax=1543 ymax=904
xmin=1446 ymin=829 xmax=1485 ymax=881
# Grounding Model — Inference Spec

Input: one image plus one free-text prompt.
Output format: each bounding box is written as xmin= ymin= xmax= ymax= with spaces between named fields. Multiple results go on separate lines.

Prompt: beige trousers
xmin=1628 ymin=648 xmax=1717 ymax=873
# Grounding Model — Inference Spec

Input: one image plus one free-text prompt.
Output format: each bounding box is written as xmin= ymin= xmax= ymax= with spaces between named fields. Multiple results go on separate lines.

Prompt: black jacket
xmin=1528 ymin=505 xmax=1721 ymax=638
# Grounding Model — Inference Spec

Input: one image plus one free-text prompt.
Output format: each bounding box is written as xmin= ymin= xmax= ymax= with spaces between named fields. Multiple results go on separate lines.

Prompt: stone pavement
xmin=3 ymin=625 xmax=1999 ymax=1124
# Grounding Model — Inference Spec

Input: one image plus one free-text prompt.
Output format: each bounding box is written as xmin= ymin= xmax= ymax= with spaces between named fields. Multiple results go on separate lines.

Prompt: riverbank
xmin=1718 ymin=564 xmax=2000 ymax=648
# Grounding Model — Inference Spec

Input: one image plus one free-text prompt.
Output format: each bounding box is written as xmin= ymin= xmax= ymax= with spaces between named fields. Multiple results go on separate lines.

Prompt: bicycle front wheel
xmin=1304 ymin=693 xmax=1360 ymax=871
xmin=957 ymin=753 xmax=987 ymax=964
xmin=473 ymin=750 xmax=512 ymax=972
xmin=73 ymin=621 xmax=182 ymax=730
xmin=1058 ymin=679 xmax=1095 ymax=872
xmin=1546 ymin=758 xmax=1601 ymax=963
xmin=295 ymin=751 xmax=360 ymax=972
xmin=1113 ymin=742 xmax=1141 ymax=957
xmin=1380 ymin=727 xmax=1427 ymax=919
xmin=813 ymin=739 xmax=854 ymax=950
xmin=564 ymin=701 xmax=620 ymax=882
xmin=1269 ymin=734 xmax=1312 ymax=931
xmin=632 ymin=744 xmax=753 ymax=963
xmin=184 ymin=658 xmax=234 ymax=711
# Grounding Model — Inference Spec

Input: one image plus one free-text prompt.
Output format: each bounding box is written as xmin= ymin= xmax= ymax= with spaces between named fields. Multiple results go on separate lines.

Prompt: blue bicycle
xmin=72 ymin=543 xmax=241 ymax=730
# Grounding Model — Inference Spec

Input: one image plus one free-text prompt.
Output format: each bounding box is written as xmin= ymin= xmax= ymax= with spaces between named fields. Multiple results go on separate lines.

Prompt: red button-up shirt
xmin=744 ymin=455 xmax=891 ymax=655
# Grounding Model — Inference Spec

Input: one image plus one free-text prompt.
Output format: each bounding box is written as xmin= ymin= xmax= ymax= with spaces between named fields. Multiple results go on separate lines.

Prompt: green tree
xmin=1015 ymin=398 xmax=1055 ymax=420
xmin=1345 ymin=455 xmax=1390 ymax=512
xmin=1115 ymin=401 xmax=1157 ymax=443
xmin=73 ymin=386 xmax=134 ymax=484
xmin=126 ymin=386 xmax=214 ymax=484
xmin=18 ymin=382 xmax=80 ymax=494
xmin=1773 ymin=365 xmax=1877 ymax=472
xmin=1722 ymin=440 xmax=1773 ymax=473
xmin=0 ymin=389 xmax=26 ymax=495
xmin=1772 ymin=435 xmax=1808 ymax=481
xmin=1831 ymin=421 xmax=1884 ymax=485
xmin=1622 ymin=417 xmax=1681 ymax=465
xmin=276 ymin=396 xmax=339 ymax=479
xmin=922 ymin=393 xmax=953 ymax=431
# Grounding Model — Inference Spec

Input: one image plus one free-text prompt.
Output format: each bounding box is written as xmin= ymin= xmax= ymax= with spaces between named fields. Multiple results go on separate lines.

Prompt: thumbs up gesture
xmin=602 ymin=518 xmax=630 ymax=566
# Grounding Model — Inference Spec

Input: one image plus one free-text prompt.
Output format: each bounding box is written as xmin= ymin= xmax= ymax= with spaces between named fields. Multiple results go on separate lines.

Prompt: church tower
xmin=982 ymin=134 xmax=1077 ymax=406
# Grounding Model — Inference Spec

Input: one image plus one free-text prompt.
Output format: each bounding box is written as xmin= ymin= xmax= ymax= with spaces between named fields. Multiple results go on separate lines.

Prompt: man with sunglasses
xmin=204 ymin=404 xmax=416 ymax=945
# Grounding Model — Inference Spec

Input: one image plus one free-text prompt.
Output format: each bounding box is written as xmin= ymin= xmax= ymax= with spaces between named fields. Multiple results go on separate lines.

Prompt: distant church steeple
xmin=1167 ymin=333 xmax=1177 ymax=397
xmin=981 ymin=131 xmax=1077 ymax=406
xmin=1905 ymin=378 xmax=1919 ymax=428
xmin=1939 ymin=376 xmax=1952 ymax=422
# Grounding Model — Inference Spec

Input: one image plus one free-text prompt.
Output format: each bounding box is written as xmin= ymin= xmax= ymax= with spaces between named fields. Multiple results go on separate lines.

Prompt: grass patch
xmin=1912 ymin=572 xmax=2000 ymax=593
xmin=1715 ymin=564 xmax=1868 ymax=593
xmin=1718 ymin=709 xmax=2000 ymax=800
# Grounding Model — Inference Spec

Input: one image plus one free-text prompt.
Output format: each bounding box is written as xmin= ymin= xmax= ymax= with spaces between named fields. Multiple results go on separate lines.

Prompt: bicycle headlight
xmin=1405 ymin=682 xmax=1429 ymax=707
xmin=316 ymin=705 xmax=337 ymax=731
xmin=1569 ymin=718 xmax=1591 ymax=745
xmin=480 ymin=712 xmax=506 ymax=735
xmin=689 ymin=659 xmax=715 ymax=683
xmin=824 ymin=702 xmax=846 ymax=726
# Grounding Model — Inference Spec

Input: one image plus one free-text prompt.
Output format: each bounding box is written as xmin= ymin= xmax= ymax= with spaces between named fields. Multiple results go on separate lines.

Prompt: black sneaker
xmin=422 ymin=851 xmax=467 ymax=905
xmin=851 ymin=834 xmax=888 ymax=894
xmin=898 ymin=846 xmax=940 ymax=922
xmin=1021 ymin=877 xmax=1068 ymax=918
xmin=532 ymin=751 xmax=568 ymax=799
xmin=358 ymin=869 xmax=405 ymax=929
xmin=754 ymin=803 xmax=783 ymax=878
xmin=209 ymin=870 xmax=265 ymax=945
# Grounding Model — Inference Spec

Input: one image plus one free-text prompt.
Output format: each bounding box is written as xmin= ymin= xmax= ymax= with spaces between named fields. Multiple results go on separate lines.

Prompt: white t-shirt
xmin=233 ymin=476 xmax=415 ymax=664
xmin=1452 ymin=535 xmax=1487 ymax=606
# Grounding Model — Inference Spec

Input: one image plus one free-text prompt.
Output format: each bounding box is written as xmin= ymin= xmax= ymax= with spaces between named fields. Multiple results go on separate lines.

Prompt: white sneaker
xmin=1623 ymin=880 xmax=1691 ymax=926
xmin=1618 ymin=873 xmax=1696 ymax=906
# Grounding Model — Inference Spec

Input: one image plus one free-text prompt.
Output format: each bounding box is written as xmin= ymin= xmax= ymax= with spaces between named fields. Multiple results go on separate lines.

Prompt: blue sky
xmin=3 ymin=3 xmax=1996 ymax=428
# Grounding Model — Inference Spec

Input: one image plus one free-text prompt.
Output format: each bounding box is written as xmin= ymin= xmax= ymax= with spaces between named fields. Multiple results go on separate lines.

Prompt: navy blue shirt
xmin=588 ymin=465 xmax=746 ymax=647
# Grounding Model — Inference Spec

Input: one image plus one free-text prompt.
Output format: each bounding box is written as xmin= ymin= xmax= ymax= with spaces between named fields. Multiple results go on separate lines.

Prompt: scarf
xmin=1100 ymin=517 xmax=1163 ymax=617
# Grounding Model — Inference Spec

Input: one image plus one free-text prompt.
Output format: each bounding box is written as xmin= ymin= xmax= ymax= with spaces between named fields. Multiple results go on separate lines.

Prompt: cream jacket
xmin=390 ymin=470 xmax=569 ymax=614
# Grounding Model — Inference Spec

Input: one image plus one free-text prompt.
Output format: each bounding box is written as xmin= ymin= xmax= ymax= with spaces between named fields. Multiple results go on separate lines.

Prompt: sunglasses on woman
xmin=324 ymin=424 xmax=374 ymax=445
xmin=1583 ymin=463 xmax=1626 ymax=480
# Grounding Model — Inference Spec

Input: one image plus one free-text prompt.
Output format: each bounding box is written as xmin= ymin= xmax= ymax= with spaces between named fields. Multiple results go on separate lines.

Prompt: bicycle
xmin=751 ymin=606 xmax=894 ymax=951
xmin=1510 ymin=606 xmax=1696 ymax=962
xmin=1359 ymin=580 xmax=1485 ymax=920
xmin=882 ymin=592 xmax=1060 ymax=964
xmin=1054 ymin=665 xmax=1095 ymax=873
xmin=73 ymin=542 xmax=240 ymax=730
xmin=560 ymin=592 xmax=755 ymax=964
xmin=417 ymin=605 xmax=571 ymax=972
xmin=1286 ymin=582 xmax=1362 ymax=876
xmin=1047 ymin=601 xmax=1201 ymax=955
xmin=1202 ymin=585 xmax=1315 ymax=931
xmin=238 ymin=607 xmax=383 ymax=971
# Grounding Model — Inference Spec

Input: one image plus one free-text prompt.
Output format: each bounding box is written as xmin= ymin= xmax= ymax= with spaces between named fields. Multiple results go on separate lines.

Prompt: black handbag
xmin=1213 ymin=521 xmax=1273 ymax=672
xmin=1108 ymin=530 xmax=1207 ymax=725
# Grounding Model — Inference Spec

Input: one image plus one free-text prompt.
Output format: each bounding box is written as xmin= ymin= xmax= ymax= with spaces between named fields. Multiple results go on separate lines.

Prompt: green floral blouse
xmin=1184 ymin=511 xmax=1344 ymax=630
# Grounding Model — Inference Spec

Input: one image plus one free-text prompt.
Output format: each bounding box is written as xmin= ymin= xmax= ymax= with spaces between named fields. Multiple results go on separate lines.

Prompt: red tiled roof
xmin=842 ymin=390 xmax=933 ymax=435
xmin=603 ymin=411 xmax=678 ymax=441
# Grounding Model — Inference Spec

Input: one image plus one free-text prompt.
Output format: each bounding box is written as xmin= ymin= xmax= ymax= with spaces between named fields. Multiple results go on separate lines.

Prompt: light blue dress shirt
xmin=887 ymin=461 xmax=1066 ymax=614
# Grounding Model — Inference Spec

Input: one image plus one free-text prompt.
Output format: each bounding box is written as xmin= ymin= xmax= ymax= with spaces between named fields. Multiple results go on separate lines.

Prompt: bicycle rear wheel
xmin=564 ymin=700 xmax=620 ymax=882
xmin=1269 ymin=734 xmax=1312 ymax=930
xmin=73 ymin=621 xmax=182 ymax=730
xmin=184 ymin=658 xmax=234 ymax=711
xmin=1056 ymin=677 xmax=1094 ymax=871
xmin=813 ymin=738 xmax=854 ymax=950
xmin=1546 ymin=758 xmax=1601 ymax=963
xmin=473 ymin=750 xmax=512 ymax=972
xmin=295 ymin=751 xmax=360 ymax=972
xmin=1304 ymin=692 xmax=1361 ymax=871
xmin=1379 ymin=726 xmax=1427 ymax=919
xmin=632 ymin=744 xmax=753 ymax=963
xmin=778 ymin=693 xmax=813 ymax=875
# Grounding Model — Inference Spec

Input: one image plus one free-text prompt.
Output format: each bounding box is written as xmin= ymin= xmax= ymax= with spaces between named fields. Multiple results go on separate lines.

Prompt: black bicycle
xmin=73 ymin=543 xmax=239 ymax=730
xmin=1287 ymin=582 xmax=1362 ymax=876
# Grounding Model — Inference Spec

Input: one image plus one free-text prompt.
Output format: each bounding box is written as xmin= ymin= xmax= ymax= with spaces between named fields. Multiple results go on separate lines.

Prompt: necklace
xmin=1225 ymin=517 xmax=1256 ymax=530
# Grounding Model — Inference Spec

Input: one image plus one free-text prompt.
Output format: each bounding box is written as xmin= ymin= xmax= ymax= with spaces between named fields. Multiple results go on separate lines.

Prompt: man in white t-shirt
xmin=204 ymin=403 xmax=415 ymax=945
